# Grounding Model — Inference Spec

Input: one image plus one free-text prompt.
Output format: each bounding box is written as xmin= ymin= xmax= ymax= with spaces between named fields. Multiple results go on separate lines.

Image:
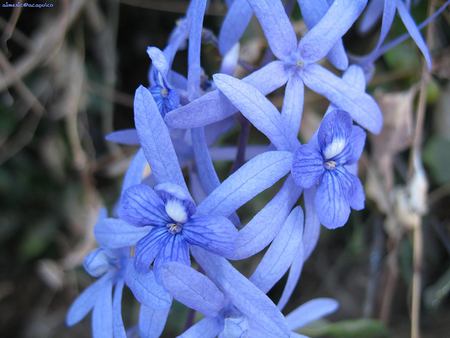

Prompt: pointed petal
xmin=250 ymin=207 xmax=304 ymax=293
xmin=247 ymin=0 xmax=297 ymax=60
xmin=214 ymin=73 xmax=296 ymax=151
xmin=147 ymin=47 xmax=169 ymax=77
xmin=134 ymin=85 xmax=187 ymax=188
xmin=342 ymin=65 xmax=366 ymax=92
xmin=315 ymin=169 xmax=352 ymax=229
xmin=277 ymin=242 xmax=304 ymax=310
xmin=118 ymin=184 xmax=168 ymax=227
xmin=318 ymin=110 xmax=352 ymax=160
xmin=66 ymin=274 xmax=110 ymax=326
xmin=94 ymin=218 xmax=151 ymax=249
xmin=297 ymin=0 xmax=348 ymax=70
xmin=92 ymin=277 xmax=113 ymax=338
xmin=358 ymin=0 xmax=384 ymax=33
xmin=303 ymin=187 xmax=321 ymax=260
xmin=192 ymin=127 xmax=221 ymax=194
xmin=219 ymin=0 xmax=252 ymax=55
xmin=160 ymin=262 xmax=225 ymax=316
xmin=135 ymin=227 xmax=170 ymax=271
xmin=349 ymin=175 xmax=365 ymax=211
xmin=302 ymin=64 xmax=383 ymax=134
xmin=184 ymin=215 xmax=238 ymax=257
xmin=139 ymin=304 xmax=172 ymax=338
xmin=125 ymin=262 xmax=172 ymax=309
xmin=192 ymin=248 xmax=290 ymax=338
xmin=298 ymin=0 xmax=367 ymax=63
xmin=112 ymin=280 xmax=127 ymax=338
xmin=346 ymin=125 xmax=366 ymax=164
xmin=179 ymin=317 xmax=223 ymax=338
xmin=120 ymin=149 xmax=147 ymax=197
xmin=230 ymin=176 xmax=301 ymax=260
xmin=291 ymin=144 xmax=324 ymax=189
xmin=367 ymin=0 xmax=397 ymax=57
xmin=197 ymin=151 xmax=293 ymax=216
xmin=282 ymin=75 xmax=304 ymax=140
xmin=165 ymin=61 xmax=288 ymax=129
xmin=286 ymin=298 xmax=339 ymax=330
xmin=187 ymin=0 xmax=208 ymax=98
xmin=105 ymin=129 xmax=140 ymax=145
xmin=220 ymin=43 xmax=240 ymax=75
xmin=153 ymin=235 xmax=190 ymax=272
xmin=396 ymin=0 xmax=432 ymax=69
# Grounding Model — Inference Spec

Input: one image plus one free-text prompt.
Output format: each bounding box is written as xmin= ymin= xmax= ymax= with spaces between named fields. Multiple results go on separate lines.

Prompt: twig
xmin=1 ymin=1 xmax=23 ymax=54
xmin=409 ymin=2 xmax=436 ymax=337
xmin=119 ymin=0 xmax=226 ymax=16
xmin=0 ymin=0 xmax=88 ymax=92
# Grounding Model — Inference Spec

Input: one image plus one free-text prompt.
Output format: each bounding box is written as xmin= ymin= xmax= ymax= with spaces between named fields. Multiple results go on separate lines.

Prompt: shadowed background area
xmin=0 ymin=0 xmax=449 ymax=337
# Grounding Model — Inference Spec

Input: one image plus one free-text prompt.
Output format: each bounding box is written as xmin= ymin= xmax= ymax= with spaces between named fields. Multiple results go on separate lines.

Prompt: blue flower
xmin=166 ymin=0 xmax=383 ymax=136
xmin=116 ymin=182 xmax=238 ymax=272
xmin=291 ymin=110 xmax=366 ymax=229
xmin=66 ymin=245 xmax=129 ymax=337
xmin=147 ymin=47 xmax=181 ymax=116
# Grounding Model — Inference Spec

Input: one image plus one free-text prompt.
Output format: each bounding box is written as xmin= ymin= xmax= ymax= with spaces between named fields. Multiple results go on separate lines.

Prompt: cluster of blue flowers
xmin=67 ymin=0 xmax=447 ymax=337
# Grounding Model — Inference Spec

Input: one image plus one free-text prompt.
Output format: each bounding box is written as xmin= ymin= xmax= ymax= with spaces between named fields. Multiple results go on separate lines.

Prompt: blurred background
xmin=0 ymin=0 xmax=449 ymax=337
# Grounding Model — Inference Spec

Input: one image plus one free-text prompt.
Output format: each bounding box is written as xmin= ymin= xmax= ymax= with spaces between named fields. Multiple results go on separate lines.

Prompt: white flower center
xmin=323 ymin=138 xmax=346 ymax=159
xmin=165 ymin=199 xmax=188 ymax=223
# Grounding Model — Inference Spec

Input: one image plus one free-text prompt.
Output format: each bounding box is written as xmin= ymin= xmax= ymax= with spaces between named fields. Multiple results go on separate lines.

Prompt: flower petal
xmin=192 ymin=127 xmax=221 ymax=194
xmin=66 ymin=274 xmax=111 ymax=326
xmin=118 ymin=184 xmax=168 ymax=227
xmin=147 ymin=47 xmax=169 ymax=78
xmin=183 ymin=215 xmax=238 ymax=257
xmin=298 ymin=0 xmax=366 ymax=63
xmin=197 ymin=151 xmax=293 ymax=216
xmin=230 ymin=176 xmax=302 ymax=260
xmin=396 ymin=0 xmax=432 ymax=69
xmin=139 ymin=304 xmax=172 ymax=338
xmin=94 ymin=218 xmax=151 ymax=249
xmin=303 ymin=187 xmax=321 ymax=260
xmin=187 ymin=0 xmax=207 ymax=98
xmin=247 ymin=0 xmax=297 ymax=61
xmin=125 ymin=261 xmax=172 ymax=309
xmin=342 ymin=65 xmax=366 ymax=92
xmin=179 ymin=317 xmax=223 ymax=338
xmin=135 ymin=227 xmax=171 ymax=271
xmin=292 ymin=143 xmax=324 ymax=189
xmin=213 ymin=74 xmax=297 ymax=151
xmin=165 ymin=60 xmax=289 ymax=129
xmin=302 ymin=64 xmax=383 ymax=134
xmin=318 ymin=110 xmax=353 ymax=160
xmin=286 ymin=298 xmax=339 ymax=330
xmin=105 ymin=129 xmax=139 ymax=145
xmin=192 ymin=248 xmax=290 ymax=338
xmin=315 ymin=169 xmax=352 ymax=229
xmin=219 ymin=0 xmax=252 ymax=55
xmin=349 ymin=175 xmax=365 ymax=211
xmin=358 ymin=0 xmax=384 ymax=33
xmin=112 ymin=280 xmax=127 ymax=338
xmin=250 ymin=206 xmax=304 ymax=293
xmin=277 ymin=242 xmax=304 ymax=310
xmin=220 ymin=43 xmax=240 ymax=75
xmin=92 ymin=277 xmax=113 ymax=338
xmin=297 ymin=0 xmax=348 ymax=70
xmin=282 ymin=75 xmax=304 ymax=140
xmin=120 ymin=149 xmax=148 ymax=197
xmin=134 ymin=85 xmax=187 ymax=188
xmin=160 ymin=262 xmax=225 ymax=316
xmin=153 ymin=234 xmax=190 ymax=272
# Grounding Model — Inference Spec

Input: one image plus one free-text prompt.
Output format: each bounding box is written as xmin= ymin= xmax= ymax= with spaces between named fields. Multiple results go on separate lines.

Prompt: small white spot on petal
xmin=324 ymin=138 xmax=346 ymax=159
xmin=165 ymin=199 xmax=188 ymax=223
